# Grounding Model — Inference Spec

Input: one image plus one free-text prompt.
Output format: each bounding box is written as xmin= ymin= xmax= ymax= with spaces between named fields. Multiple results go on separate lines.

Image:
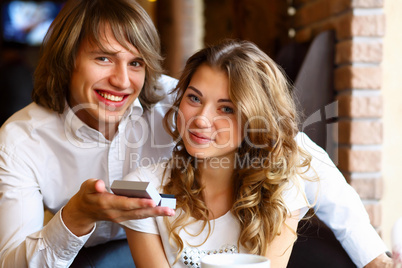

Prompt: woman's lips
xmin=188 ymin=131 xmax=215 ymax=144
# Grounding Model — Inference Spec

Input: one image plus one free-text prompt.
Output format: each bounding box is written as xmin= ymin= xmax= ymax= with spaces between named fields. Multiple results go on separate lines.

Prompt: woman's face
xmin=177 ymin=64 xmax=243 ymax=160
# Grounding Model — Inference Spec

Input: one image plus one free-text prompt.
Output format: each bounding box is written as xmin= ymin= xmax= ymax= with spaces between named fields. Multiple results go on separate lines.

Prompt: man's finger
xmin=81 ymin=179 xmax=105 ymax=194
xmin=118 ymin=206 xmax=175 ymax=222
xmin=111 ymin=195 xmax=157 ymax=210
xmin=94 ymin=179 xmax=106 ymax=193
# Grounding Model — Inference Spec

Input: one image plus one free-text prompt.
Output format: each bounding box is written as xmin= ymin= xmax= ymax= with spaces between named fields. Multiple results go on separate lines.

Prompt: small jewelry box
xmin=111 ymin=180 xmax=176 ymax=209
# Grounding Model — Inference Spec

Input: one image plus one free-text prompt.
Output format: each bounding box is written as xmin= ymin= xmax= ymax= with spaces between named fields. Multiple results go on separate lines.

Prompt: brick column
xmin=291 ymin=0 xmax=385 ymax=232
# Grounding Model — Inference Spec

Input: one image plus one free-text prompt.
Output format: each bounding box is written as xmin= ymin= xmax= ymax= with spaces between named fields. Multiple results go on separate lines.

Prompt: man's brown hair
xmin=32 ymin=0 xmax=164 ymax=113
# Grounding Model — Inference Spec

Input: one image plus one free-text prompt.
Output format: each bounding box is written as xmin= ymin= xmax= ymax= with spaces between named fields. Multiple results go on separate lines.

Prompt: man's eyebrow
xmin=187 ymin=86 xmax=232 ymax=103
xmin=89 ymin=48 xmax=117 ymax=56
xmin=89 ymin=49 xmax=144 ymax=61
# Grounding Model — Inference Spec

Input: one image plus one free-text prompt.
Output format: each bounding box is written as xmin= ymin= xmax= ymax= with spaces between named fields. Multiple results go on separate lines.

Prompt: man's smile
xmin=96 ymin=90 xmax=126 ymax=102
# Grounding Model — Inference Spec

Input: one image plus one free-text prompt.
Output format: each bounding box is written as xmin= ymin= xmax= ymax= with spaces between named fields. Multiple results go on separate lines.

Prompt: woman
xmin=121 ymin=40 xmax=312 ymax=268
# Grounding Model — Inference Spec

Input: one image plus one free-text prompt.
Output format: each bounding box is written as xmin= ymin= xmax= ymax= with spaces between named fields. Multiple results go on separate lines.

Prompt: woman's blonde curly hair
xmin=162 ymin=39 xmax=311 ymax=260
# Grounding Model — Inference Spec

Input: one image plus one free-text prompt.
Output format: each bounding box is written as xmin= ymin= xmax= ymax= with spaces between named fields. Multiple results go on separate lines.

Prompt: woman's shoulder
xmin=123 ymin=161 xmax=171 ymax=189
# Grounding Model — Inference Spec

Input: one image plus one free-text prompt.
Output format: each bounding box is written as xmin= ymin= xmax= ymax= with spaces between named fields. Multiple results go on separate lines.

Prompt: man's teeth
xmin=98 ymin=91 xmax=124 ymax=102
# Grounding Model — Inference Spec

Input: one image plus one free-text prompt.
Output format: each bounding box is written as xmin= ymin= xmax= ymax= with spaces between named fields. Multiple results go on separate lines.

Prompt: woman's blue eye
xmin=222 ymin=106 xmax=234 ymax=114
xmin=188 ymin=95 xmax=200 ymax=103
xmin=221 ymin=107 xmax=234 ymax=114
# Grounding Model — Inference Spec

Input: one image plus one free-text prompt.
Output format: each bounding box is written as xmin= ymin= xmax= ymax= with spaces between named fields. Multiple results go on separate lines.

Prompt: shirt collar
xmin=62 ymin=99 xmax=144 ymax=141
xmin=127 ymin=97 xmax=144 ymax=118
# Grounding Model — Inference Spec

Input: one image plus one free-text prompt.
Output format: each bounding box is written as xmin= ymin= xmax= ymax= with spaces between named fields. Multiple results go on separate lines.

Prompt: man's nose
xmin=109 ymin=65 xmax=130 ymax=89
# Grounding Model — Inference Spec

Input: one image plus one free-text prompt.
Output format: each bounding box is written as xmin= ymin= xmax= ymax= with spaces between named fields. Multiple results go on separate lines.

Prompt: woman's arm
xmin=266 ymin=210 xmax=300 ymax=268
xmin=124 ymin=227 xmax=170 ymax=268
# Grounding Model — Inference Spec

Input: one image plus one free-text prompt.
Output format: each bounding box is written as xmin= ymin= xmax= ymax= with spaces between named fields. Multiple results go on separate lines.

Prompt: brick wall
xmin=291 ymin=0 xmax=385 ymax=231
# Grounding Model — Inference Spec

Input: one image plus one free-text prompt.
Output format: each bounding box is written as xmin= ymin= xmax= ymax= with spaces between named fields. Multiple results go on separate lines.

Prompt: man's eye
xmin=131 ymin=61 xmax=143 ymax=67
xmin=97 ymin=57 xmax=109 ymax=62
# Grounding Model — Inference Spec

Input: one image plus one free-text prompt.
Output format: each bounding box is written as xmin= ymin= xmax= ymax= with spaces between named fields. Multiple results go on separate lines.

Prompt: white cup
xmin=200 ymin=253 xmax=270 ymax=268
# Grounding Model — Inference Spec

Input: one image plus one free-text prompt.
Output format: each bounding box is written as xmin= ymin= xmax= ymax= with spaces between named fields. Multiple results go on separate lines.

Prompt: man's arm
xmin=0 ymin=151 xmax=89 ymax=267
xmin=296 ymin=132 xmax=389 ymax=267
xmin=62 ymin=179 xmax=174 ymax=237
xmin=365 ymin=253 xmax=393 ymax=268
xmin=0 ymin=165 xmax=174 ymax=268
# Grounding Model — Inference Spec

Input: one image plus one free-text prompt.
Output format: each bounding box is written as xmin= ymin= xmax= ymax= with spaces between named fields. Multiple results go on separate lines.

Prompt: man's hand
xmin=364 ymin=253 xmax=393 ymax=268
xmin=62 ymin=179 xmax=175 ymax=236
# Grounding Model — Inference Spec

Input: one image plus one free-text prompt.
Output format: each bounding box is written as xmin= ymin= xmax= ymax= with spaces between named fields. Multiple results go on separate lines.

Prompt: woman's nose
xmin=109 ymin=65 xmax=131 ymax=89
xmin=193 ymin=108 xmax=213 ymax=129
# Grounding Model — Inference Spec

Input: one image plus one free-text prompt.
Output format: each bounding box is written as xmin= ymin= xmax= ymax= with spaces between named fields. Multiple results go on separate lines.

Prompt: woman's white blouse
xmin=121 ymin=162 xmax=309 ymax=268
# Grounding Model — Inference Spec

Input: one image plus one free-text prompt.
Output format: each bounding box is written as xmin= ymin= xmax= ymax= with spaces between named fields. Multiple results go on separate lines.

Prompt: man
xmin=0 ymin=0 xmax=175 ymax=267
xmin=0 ymin=0 xmax=391 ymax=267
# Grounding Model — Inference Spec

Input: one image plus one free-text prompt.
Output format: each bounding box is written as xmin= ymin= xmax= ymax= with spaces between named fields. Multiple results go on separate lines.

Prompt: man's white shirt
xmin=0 ymin=75 xmax=177 ymax=267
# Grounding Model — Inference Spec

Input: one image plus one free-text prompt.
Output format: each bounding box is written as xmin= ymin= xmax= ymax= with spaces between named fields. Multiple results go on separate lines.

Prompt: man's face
xmin=69 ymin=27 xmax=145 ymax=133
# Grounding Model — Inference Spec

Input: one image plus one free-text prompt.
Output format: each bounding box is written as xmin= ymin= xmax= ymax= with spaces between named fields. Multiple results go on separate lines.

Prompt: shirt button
xmin=71 ymin=242 xmax=79 ymax=248
xmin=63 ymin=250 xmax=71 ymax=256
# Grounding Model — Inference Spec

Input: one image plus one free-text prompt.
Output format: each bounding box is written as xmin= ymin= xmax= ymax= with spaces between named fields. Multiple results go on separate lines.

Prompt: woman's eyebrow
xmin=187 ymin=86 xmax=232 ymax=103
xmin=187 ymin=86 xmax=202 ymax=96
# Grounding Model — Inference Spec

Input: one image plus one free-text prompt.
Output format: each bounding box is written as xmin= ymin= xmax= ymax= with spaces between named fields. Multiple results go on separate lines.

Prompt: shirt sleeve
xmin=296 ymin=132 xmax=388 ymax=268
xmin=158 ymin=75 xmax=178 ymax=95
xmin=282 ymin=176 xmax=309 ymax=220
xmin=119 ymin=166 xmax=160 ymax=235
xmin=0 ymin=150 xmax=93 ymax=267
